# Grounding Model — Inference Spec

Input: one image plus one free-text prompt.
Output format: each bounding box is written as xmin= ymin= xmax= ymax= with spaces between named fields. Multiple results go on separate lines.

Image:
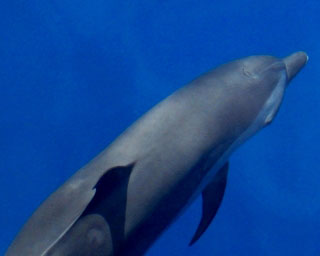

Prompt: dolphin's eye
xmin=242 ymin=65 xmax=258 ymax=79
xmin=87 ymin=228 xmax=105 ymax=248
xmin=242 ymin=66 xmax=252 ymax=77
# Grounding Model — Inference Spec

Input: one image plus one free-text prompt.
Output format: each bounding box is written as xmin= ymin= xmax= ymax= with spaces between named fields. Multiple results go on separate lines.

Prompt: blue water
xmin=1 ymin=1 xmax=319 ymax=255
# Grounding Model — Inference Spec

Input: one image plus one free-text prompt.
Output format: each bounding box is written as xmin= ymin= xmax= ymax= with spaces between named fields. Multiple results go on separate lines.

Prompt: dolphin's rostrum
xmin=6 ymin=52 xmax=308 ymax=256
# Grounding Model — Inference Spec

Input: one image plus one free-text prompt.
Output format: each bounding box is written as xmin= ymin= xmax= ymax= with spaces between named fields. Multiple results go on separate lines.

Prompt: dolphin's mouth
xmin=283 ymin=51 xmax=308 ymax=83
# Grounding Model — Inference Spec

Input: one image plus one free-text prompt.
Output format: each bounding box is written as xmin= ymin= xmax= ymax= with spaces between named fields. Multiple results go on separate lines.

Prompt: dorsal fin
xmin=82 ymin=163 xmax=135 ymax=253
xmin=7 ymin=163 xmax=135 ymax=256
xmin=189 ymin=162 xmax=229 ymax=246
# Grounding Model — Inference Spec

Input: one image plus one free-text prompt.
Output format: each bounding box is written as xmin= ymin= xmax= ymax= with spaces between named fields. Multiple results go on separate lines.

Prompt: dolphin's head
xmin=283 ymin=51 xmax=309 ymax=83
xmin=213 ymin=51 xmax=308 ymax=137
xmin=200 ymin=51 xmax=308 ymax=144
xmin=249 ymin=51 xmax=308 ymax=126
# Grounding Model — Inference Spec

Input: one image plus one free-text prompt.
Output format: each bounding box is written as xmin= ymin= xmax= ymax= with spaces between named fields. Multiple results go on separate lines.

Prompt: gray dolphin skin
xmin=6 ymin=51 xmax=308 ymax=256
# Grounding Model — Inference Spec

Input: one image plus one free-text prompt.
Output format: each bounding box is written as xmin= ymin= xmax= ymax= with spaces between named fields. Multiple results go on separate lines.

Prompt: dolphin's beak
xmin=283 ymin=51 xmax=308 ymax=83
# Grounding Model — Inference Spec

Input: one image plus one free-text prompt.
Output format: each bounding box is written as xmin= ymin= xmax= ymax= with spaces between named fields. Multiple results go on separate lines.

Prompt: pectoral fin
xmin=189 ymin=162 xmax=229 ymax=246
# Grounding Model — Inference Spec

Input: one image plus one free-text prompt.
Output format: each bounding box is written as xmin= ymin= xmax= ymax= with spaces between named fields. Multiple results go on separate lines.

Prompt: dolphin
xmin=6 ymin=51 xmax=308 ymax=256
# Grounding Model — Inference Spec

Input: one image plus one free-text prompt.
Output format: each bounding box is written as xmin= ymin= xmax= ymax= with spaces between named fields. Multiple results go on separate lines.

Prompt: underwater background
xmin=0 ymin=0 xmax=319 ymax=255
